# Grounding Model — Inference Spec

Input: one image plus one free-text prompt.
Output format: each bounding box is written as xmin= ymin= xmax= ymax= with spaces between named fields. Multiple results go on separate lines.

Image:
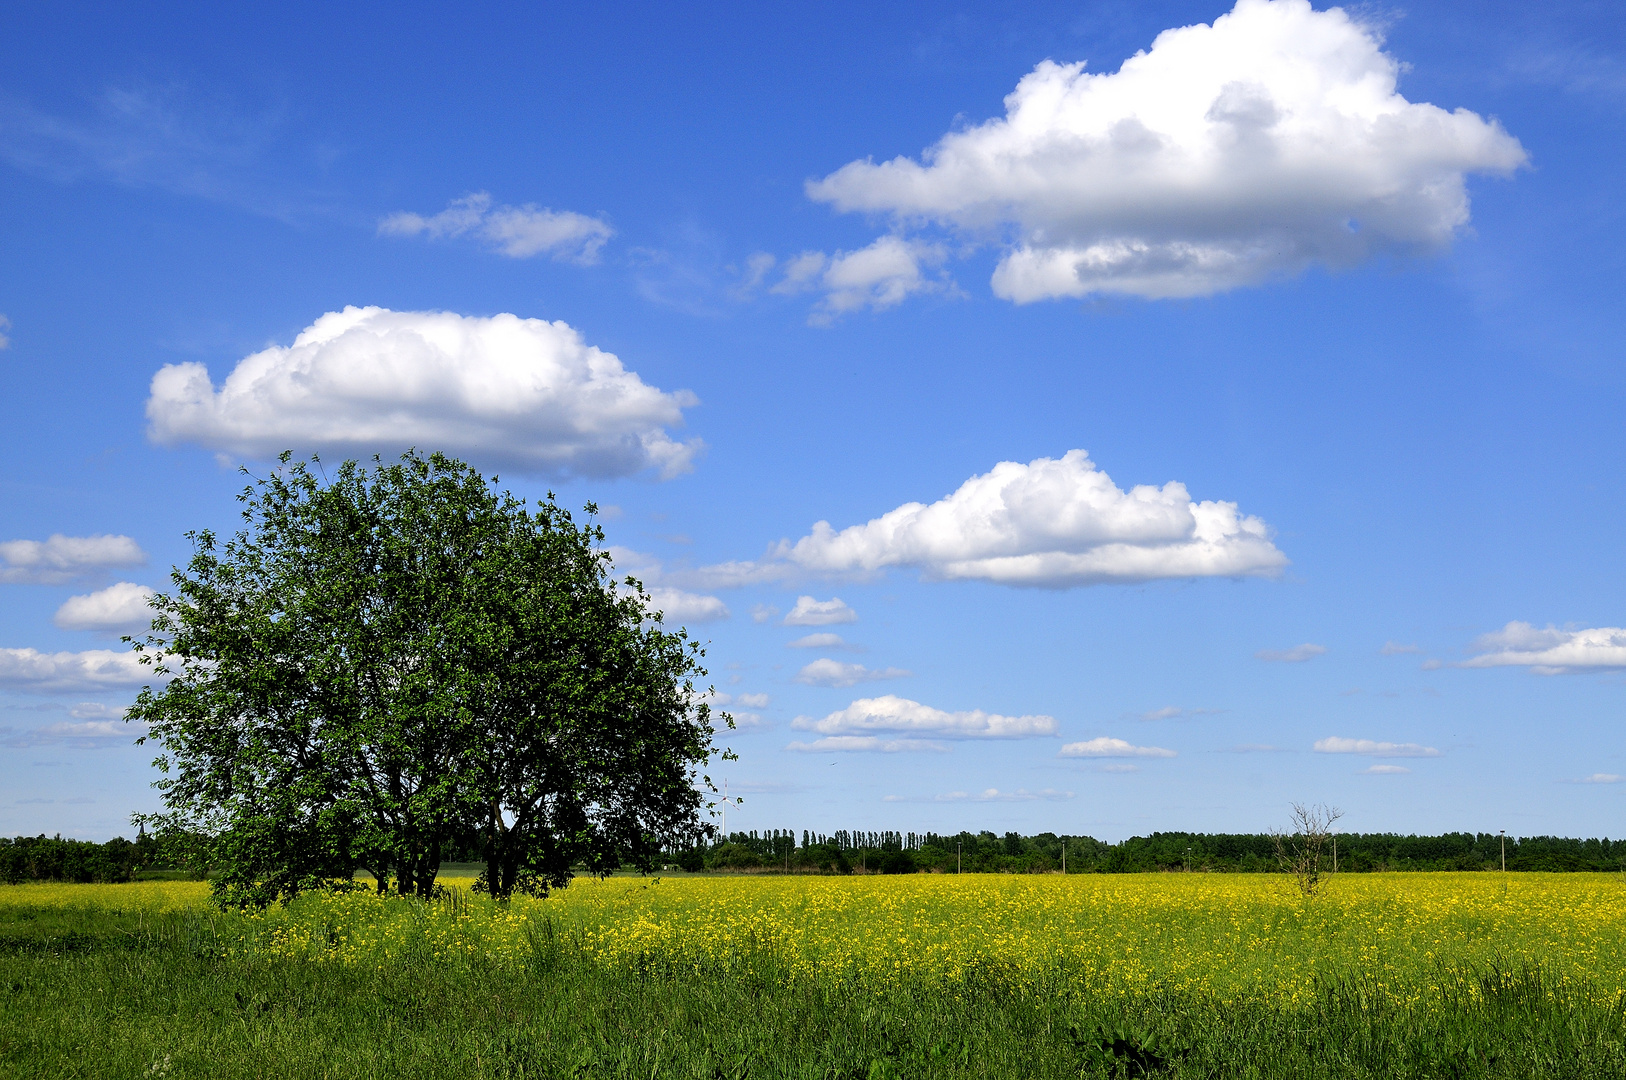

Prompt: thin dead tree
xmin=1273 ymin=802 xmax=1344 ymax=895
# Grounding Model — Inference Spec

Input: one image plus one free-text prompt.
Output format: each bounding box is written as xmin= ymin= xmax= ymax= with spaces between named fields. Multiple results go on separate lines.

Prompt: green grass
xmin=2 ymin=890 xmax=1624 ymax=1078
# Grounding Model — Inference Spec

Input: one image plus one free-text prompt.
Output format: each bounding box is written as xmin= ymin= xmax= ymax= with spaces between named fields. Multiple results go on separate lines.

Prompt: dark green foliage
xmin=2 ymin=893 xmax=1624 ymax=1078
xmin=127 ymin=451 xmax=726 ymax=907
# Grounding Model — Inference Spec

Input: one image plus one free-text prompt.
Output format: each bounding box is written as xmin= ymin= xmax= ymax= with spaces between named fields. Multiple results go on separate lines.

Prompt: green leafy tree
xmin=128 ymin=451 xmax=729 ymax=907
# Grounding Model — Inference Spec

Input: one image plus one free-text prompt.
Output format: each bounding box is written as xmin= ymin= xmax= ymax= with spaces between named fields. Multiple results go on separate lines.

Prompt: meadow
xmin=3 ymin=872 xmax=1624 ymax=1077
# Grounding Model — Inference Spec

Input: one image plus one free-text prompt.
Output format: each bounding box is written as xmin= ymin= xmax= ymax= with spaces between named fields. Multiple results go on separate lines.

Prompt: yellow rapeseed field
xmin=14 ymin=873 xmax=1625 ymax=1006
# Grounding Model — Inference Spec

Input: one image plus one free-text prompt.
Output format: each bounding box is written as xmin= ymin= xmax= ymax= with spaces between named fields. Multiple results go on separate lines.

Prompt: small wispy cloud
xmin=1132 ymin=705 xmax=1221 ymax=722
xmin=1314 ymin=736 xmax=1440 ymax=758
xmin=1360 ymin=764 xmax=1411 ymax=775
xmin=1059 ymin=737 xmax=1175 ymax=759
xmin=787 ymin=632 xmax=862 ymax=651
xmin=766 ymin=236 xmax=959 ymax=324
xmin=1564 ymin=773 xmax=1622 ymax=785
xmin=885 ymin=787 xmax=1075 ymax=803
xmin=784 ymin=596 xmax=857 ymax=626
xmin=379 ymin=192 xmax=612 ymax=263
xmin=1256 ymin=643 xmax=1326 ymax=663
xmin=1380 ymin=641 xmax=1422 ymax=656
xmin=787 ymin=735 xmax=948 ymax=754
xmin=794 ymin=659 xmax=912 ymax=688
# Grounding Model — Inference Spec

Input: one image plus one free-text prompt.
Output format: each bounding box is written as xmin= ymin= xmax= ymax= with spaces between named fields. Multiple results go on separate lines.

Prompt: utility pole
xmin=1500 ymin=829 xmax=1506 ymax=872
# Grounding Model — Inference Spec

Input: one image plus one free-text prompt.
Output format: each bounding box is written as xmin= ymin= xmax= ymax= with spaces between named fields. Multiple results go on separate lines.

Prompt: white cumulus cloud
xmin=791 ymin=694 xmax=1057 ymax=741
xmin=0 ymin=648 xmax=154 ymax=693
xmin=1460 ymin=622 xmax=1626 ymax=674
xmin=784 ymin=596 xmax=858 ymax=625
xmin=794 ymin=659 xmax=912 ymax=688
xmin=53 ymin=582 xmax=156 ymax=633
xmin=1256 ymin=643 xmax=1326 ymax=662
xmin=0 ymin=534 xmax=146 ymax=585
xmin=1059 ymin=737 xmax=1176 ymax=758
xmin=808 ymin=0 xmax=1525 ymax=303
xmin=379 ymin=192 xmax=613 ymax=263
xmin=722 ymin=451 xmax=1283 ymax=588
xmin=146 ymin=306 xmax=700 ymax=478
xmin=1314 ymin=736 xmax=1439 ymax=758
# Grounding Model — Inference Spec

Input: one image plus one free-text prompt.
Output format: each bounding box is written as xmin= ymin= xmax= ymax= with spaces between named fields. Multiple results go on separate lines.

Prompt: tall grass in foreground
xmin=3 ymin=874 xmax=1625 ymax=1078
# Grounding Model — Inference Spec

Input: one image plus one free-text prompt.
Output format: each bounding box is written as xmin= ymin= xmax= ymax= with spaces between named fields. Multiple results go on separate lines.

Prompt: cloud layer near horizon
xmin=699 ymin=451 xmax=1284 ymax=588
xmin=146 ymin=306 xmax=700 ymax=478
xmin=808 ymin=0 xmax=1525 ymax=303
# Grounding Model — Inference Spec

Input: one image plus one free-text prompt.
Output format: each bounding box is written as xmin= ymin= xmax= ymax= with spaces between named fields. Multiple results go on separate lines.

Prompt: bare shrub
xmin=1273 ymin=802 xmax=1344 ymax=895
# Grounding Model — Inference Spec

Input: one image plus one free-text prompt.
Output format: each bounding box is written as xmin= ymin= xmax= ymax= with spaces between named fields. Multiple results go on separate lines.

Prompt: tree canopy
xmin=128 ymin=451 xmax=729 ymax=907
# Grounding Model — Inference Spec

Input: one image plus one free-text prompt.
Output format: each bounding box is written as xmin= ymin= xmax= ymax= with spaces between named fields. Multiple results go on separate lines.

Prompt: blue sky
xmin=2 ymin=0 xmax=1622 ymax=842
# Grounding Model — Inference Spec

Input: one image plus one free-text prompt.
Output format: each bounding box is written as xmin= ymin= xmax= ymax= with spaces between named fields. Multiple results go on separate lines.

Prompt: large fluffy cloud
xmin=0 ymin=648 xmax=154 ymax=693
xmin=53 ymin=582 xmax=156 ymax=633
xmin=1460 ymin=622 xmax=1626 ymax=674
xmin=146 ymin=306 xmax=700 ymax=478
xmin=0 ymin=534 xmax=145 ymax=585
xmin=379 ymin=192 xmax=613 ymax=263
xmin=724 ymin=451 xmax=1283 ymax=588
xmin=808 ymin=0 xmax=1525 ymax=302
xmin=790 ymin=694 xmax=1057 ymax=742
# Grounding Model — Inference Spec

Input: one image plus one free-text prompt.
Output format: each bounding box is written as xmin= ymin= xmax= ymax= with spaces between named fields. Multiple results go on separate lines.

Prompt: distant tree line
xmin=7 ymin=827 xmax=1623 ymax=884
xmin=0 ymin=833 xmax=163 ymax=884
xmin=667 ymin=829 xmax=1626 ymax=875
